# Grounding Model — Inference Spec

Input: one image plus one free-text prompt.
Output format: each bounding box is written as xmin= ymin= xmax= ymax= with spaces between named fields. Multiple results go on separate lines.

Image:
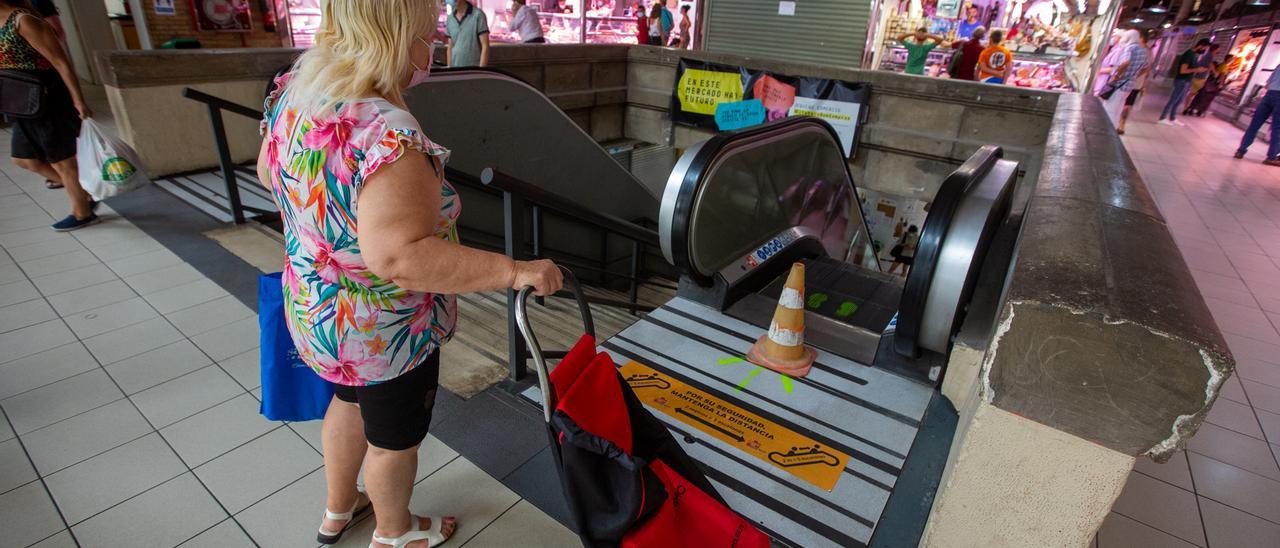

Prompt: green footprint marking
xmin=807 ymin=293 xmax=828 ymax=309
xmin=835 ymin=301 xmax=858 ymax=318
xmin=717 ymin=356 xmax=745 ymax=365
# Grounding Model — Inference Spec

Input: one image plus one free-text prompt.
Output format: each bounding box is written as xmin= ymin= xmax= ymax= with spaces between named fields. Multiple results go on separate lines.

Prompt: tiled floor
xmin=0 ymin=133 xmax=576 ymax=547
xmin=1100 ymin=94 xmax=1280 ymax=547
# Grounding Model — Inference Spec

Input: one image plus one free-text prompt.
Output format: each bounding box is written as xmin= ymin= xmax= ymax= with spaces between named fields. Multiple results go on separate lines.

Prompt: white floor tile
xmin=144 ymin=278 xmax=230 ymax=315
xmin=71 ymin=473 xmax=227 ymax=548
xmin=0 ymin=297 xmax=57 ymax=334
xmin=234 ymin=467 xmax=328 ymax=548
xmin=0 ymin=225 xmax=66 ymax=249
xmin=191 ymin=317 xmax=260 ymax=361
xmin=0 ymin=481 xmax=66 ymax=548
xmin=45 ymin=433 xmax=187 ymax=524
xmin=218 ymin=347 xmax=262 ymax=391
xmin=124 ymin=263 xmax=205 ymax=295
xmin=29 ymin=530 xmax=76 ymax=548
xmin=30 ymin=265 xmax=118 ymax=296
xmin=131 ymin=364 xmax=244 ymax=428
xmin=407 ymin=458 xmax=521 ymax=546
xmin=105 ymin=247 xmax=183 ymax=278
xmin=0 ymin=343 xmax=97 ymax=401
xmin=167 ymin=295 xmax=255 ymax=337
xmin=104 ymin=339 xmax=213 ymax=395
xmin=160 ymin=393 xmax=276 ymax=467
xmin=1 ymin=368 xmax=123 ymax=435
xmin=195 ymin=427 xmax=321 ymax=514
xmin=0 ymin=437 xmax=36 ymax=494
xmin=461 ymin=500 xmax=577 ymax=548
xmin=21 ymin=398 xmax=152 ymax=476
xmin=45 ymin=279 xmax=138 ymax=316
xmin=179 ymin=518 xmax=256 ymax=548
xmin=82 ymin=316 xmax=184 ymax=365
xmin=90 ymin=235 xmax=164 ymax=262
xmin=18 ymin=249 xmax=102 ymax=279
xmin=0 ymin=278 xmax=39 ymax=307
xmin=0 ymin=319 xmax=77 ymax=366
xmin=63 ymin=296 xmax=159 ymax=339
xmin=5 ymin=235 xmax=84 ymax=262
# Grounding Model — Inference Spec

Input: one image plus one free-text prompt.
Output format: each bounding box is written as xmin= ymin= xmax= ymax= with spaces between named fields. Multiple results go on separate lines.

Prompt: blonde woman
xmin=256 ymin=1 xmax=563 ymax=546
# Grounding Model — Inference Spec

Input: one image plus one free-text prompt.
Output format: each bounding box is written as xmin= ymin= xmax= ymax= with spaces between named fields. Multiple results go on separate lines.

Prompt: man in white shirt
xmin=509 ymin=0 xmax=546 ymax=43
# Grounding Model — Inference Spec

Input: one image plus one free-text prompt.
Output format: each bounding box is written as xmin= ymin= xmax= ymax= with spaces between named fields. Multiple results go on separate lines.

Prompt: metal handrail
xmin=481 ymin=168 xmax=660 ymax=247
xmin=515 ymin=266 xmax=594 ymax=423
xmin=180 ymin=87 xmax=268 ymax=224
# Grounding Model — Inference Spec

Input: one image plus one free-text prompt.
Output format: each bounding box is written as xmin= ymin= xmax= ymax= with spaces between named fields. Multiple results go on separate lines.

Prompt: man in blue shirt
xmin=957 ymin=6 xmax=982 ymax=40
xmin=1235 ymin=65 xmax=1280 ymax=166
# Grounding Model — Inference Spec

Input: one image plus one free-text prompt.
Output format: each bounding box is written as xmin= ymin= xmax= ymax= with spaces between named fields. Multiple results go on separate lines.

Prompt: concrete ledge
xmin=984 ymin=93 xmax=1234 ymax=462
xmin=96 ymin=48 xmax=302 ymax=88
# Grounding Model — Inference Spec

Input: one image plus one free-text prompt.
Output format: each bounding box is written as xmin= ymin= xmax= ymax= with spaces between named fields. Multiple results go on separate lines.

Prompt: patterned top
xmin=1115 ymin=44 xmax=1151 ymax=91
xmin=260 ymin=73 xmax=461 ymax=386
xmin=0 ymin=10 xmax=52 ymax=70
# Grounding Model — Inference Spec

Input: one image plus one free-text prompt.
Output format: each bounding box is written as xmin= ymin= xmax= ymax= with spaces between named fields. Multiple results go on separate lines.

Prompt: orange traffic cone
xmin=746 ymin=262 xmax=817 ymax=377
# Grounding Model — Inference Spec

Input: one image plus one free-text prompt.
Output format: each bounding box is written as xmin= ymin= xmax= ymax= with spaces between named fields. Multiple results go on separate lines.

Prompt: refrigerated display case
xmin=274 ymin=0 xmax=321 ymax=48
xmin=1219 ymin=26 xmax=1272 ymax=108
xmin=880 ymin=45 xmax=1073 ymax=90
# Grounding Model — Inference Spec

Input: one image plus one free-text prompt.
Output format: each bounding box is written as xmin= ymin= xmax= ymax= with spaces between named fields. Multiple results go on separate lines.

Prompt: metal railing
xmin=180 ymin=88 xmax=665 ymax=381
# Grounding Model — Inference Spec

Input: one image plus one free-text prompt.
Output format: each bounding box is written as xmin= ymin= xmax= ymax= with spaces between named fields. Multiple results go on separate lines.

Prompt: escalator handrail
xmin=893 ymin=145 xmax=1003 ymax=358
xmin=663 ymin=116 xmax=875 ymax=285
xmin=481 ymin=168 xmax=659 ymax=246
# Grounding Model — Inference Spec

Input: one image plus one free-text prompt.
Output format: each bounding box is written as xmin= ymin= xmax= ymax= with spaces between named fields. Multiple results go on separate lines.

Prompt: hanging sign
xmin=155 ymin=0 xmax=176 ymax=15
xmin=671 ymin=58 xmax=870 ymax=157
xmin=620 ymin=360 xmax=851 ymax=491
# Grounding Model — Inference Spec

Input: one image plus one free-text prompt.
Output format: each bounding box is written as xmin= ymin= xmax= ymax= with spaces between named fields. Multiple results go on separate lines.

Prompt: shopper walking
xmin=1234 ymin=63 xmax=1280 ymax=166
xmin=1158 ymin=38 xmax=1211 ymax=126
xmin=257 ymin=1 xmax=563 ymax=546
xmin=1182 ymin=44 xmax=1220 ymax=114
xmin=647 ymin=4 xmax=664 ymax=46
xmin=509 ymin=0 xmax=544 ymax=43
xmin=446 ymin=0 xmax=489 ymax=67
xmin=899 ymin=27 xmax=944 ymax=76
xmin=950 ymin=26 xmax=985 ymax=81
xmin=673 ymin=4 xmax=691 ymax=48
xmin=887 ymin=225 xmax=920 ymax=277
xmin=0 ymin=1 xmax=95 ymax=231
xmin=659 ymin=1 xmax=673 ymax=42
xmin=977 ymin=29 xmax=1013 ymax=84
xmin=1116 ymin=30 xmax=1157 ymax=135
xmin=1099 ymin=29 xmax=1150 ymax=131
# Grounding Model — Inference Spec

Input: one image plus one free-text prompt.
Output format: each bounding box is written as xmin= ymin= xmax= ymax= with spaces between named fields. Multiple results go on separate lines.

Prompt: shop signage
xmin=190 ymin=0 xmax=253 ymax=32
xmin=620 ymin=360 xmax=850 ymax=491
xmin=935 ymin=0 xmax=960 ymax=19
xmin=155 ymin=0 xmax=176 ymax=15
xmin=672 ymin=58 xmax=871 ymax=157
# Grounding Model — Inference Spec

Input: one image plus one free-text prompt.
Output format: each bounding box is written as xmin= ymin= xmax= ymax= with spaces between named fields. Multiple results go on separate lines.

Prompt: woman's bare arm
xmin=17 ymin=13 xmax=87 ymax=118
xmin=359 ymin=151 xmax=561 ymax=295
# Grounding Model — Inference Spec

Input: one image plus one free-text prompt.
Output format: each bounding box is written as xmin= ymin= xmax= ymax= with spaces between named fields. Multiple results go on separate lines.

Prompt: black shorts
xmin=898 ymin=256 xmax=915 ymax=266
xmin=1125 ymin=90 xmax=1142 ymax=107
xmin=334 ymin=350 xmax=441 ymax=450
xmin=10 ymin=71 xmax=81 ymax=164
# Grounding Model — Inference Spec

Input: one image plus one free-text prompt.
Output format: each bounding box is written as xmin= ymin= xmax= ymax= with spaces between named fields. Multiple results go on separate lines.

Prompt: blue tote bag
xmin=259 ymin=272 xmax=334 ymax=421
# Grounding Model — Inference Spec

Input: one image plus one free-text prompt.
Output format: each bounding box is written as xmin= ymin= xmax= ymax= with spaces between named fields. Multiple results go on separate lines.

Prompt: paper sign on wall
xmin=788 ymin=97 xmax=860 ymax=156
xmin=714 ymin=100 xmax=766 ymax=131
xmin=677 ymin=69 xmax=744 ymax=116
xmin=778 ymin=1 xmax=796 ymax=16
xmin=154 ymin=0 xmax=176 ymax=15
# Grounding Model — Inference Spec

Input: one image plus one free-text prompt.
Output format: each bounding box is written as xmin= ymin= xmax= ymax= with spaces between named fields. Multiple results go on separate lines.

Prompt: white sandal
xmin=369 ymin=514 xmax=456 ymax=548
xmin=317 ymin=491 xmax=372 ymax=544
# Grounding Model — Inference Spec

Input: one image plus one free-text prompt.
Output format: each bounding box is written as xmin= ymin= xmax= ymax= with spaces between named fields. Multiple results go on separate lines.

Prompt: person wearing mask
xmin=258 ymin=2 xmax=563 ymax=546
xmin=950 ymin=26 xmax=985 ymax=81
xmin=634 ymin=1 xmax=648 ymax=44
xmin=957 ymin=6 xmax=982 ymax=40
xmin=508 ymin=0 xmax=544 ymax=43
xmin=1115 ymin=30 xmax=1156 ymax=135
xmin=1234 ymin=64 xmax=1280 ymax=166
xmin=977 ymin=29 xmax=1013 ymax=84
xmin=0 ymin=1 xmax=95 ymax=230
xmin=1182 ymin=43 xmax=1220 ymax=114
xmin=647 ymin=4 xmax=665 ymax=46
xmin=673 ymin=4 xmax=691 ymax=48
xmin=898 ymin=27 xmax=944 ymax=76
xmin=1158 ymin=38 xmax=1211 ymax=126
xmin=446 ymin=0 xmax=490 ymax=67
xmin=1099 ymin=29 xmax=1150 ymax=131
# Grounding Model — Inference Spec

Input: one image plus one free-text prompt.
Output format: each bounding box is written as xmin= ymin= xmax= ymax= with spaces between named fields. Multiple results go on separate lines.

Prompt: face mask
xmin=410 ymin=37 xmax=434 ymax=87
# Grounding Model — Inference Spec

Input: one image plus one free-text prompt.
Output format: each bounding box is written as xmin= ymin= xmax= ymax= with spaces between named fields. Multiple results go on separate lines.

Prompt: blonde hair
xmin=289 ymin=0 xmax=438 ymax=111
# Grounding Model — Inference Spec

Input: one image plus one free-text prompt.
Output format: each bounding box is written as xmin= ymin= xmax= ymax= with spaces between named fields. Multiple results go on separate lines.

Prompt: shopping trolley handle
xmin=514 ymin=266 xmax=594 ymax=423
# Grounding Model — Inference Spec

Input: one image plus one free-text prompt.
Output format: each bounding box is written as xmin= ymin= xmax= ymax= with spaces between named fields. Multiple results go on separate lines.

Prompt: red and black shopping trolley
xmin=514 ymin=269 xmax=770 ymax=548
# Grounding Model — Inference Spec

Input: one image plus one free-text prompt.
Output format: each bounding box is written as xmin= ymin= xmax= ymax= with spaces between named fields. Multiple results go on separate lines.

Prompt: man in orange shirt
xmin=977 ymin=29 xmax=1013 ymax=84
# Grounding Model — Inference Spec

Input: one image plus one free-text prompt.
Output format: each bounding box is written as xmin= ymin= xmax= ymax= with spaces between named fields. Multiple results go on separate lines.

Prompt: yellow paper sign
xmin=677 ymin=69 xmax=744 ymax=115
xmin=620 ymin=361 xmax=849 ymax=491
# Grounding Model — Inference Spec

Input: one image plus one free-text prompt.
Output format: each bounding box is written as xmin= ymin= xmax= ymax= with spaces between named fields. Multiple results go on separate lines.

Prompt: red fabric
xmin=953 ymin=40 xmax=985 ymax=81
xmin=549 ymin=334 xmax=599 ymax=401
xmin=623 ymin=460 xmax=771 ymax=548
xmin=555 ymin=349 xmax=634 ymax=455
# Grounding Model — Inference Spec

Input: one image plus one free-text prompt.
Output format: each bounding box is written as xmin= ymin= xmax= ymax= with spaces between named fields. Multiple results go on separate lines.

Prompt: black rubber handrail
xmin=182 ymin=87 xmax=263 ymax=120
xmin=481 ymin=168 xmax=660 ymax=247
xmin=893 ymin=144 xmax=1002 ymax=358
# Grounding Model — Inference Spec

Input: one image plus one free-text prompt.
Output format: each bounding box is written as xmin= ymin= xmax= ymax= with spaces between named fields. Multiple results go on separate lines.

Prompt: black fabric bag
xmin=946 ymin=48 xmax=964 ymax=77
xmin=0 ymin=70 xmax=45 ymax=119
xmin=1099 ymin=79 xmax=1127 ymax=100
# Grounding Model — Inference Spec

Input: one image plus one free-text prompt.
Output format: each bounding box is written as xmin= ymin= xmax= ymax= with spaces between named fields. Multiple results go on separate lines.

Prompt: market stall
xmin=870 ymin=0 xmax=1120 ymax=90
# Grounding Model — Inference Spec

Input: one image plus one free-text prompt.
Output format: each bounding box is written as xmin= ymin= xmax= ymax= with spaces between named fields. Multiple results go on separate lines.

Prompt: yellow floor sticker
xmin=620 ymin=360 xmax=849 ymax=491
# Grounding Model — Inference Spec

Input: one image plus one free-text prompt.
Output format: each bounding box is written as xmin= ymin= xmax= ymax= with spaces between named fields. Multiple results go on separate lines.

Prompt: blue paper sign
xmin=714 ymin=99 xmax=766 ymax=131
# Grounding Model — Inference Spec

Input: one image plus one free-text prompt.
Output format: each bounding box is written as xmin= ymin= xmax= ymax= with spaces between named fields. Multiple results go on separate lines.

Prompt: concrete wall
xmin=54 ymin=0 xmax=115 ymax=84
xmin=623 ymin=46 xmax=1059 ymax=207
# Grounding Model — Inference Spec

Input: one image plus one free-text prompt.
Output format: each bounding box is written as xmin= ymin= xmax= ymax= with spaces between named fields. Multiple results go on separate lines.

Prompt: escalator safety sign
xmin=677 ymin=69 xmax=744 ymax=116
xmin=621 ymin=360 xmax=849 ymax=491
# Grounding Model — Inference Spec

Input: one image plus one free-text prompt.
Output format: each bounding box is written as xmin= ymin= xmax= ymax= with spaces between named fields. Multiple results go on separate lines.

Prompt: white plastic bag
xmin=77 ymin=119 xmax=150 ymax=200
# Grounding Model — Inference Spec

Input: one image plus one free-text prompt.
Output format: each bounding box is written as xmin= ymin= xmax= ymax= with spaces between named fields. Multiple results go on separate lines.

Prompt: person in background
xmin=634 ymin=1 xmax=648 ymax=44
xmin=887 ymin=225 xmax=920 ymax=277
xmin=1115 ymin=29 xmax=1156 ymax=135
xmin=956 ymin=6 xmax=982 ymax=40
xmin=673 ymin=4 xmax=691 ymax=48
xmin=0 ymin=0 xmax=95 ymax=230
xmin=446 ymin=0 xmax=489 ymax=67
xmin=1158 ymin=38 xmax=1211 ymax=126
xmin=898 ymin=27 xmax=944 ymax=76
xmin=509 ymin=0 xmax=544 ymax=43
xmin=258 ymin=1 xmax=563 ymax=546
xmin=950 ymin=26 xmax=985 ymax=81
xmin=1099 ymin=28 xmax=1150 ymax=132
xmin=659 ymin=1 xmax=673 ymax=42
xmin=647 ymin=4 xmax=664 ymax=46
xmin=1182 ymin=43 xmax=1220 ymax=114
xmin=1234 ymin=63 xmax=1280 ymax=166
xmin=977 ymin=29 xmax=1012 ymax=84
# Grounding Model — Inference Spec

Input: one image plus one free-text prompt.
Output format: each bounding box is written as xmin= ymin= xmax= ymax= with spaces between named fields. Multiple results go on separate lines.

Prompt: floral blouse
xmin=260 ymin=73 xmax=461 ymax=386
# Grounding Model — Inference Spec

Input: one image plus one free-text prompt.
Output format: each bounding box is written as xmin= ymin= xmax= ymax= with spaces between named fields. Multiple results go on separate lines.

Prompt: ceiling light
xmin=1247 ymin=0 xmax=1269 ymax=6
xmin=1145 ymin=0 xmax=1169 ymax=13
xmin=1162 ymin=22 xmax=1172 ymax=27
xmin=1130 ymin=16 xmax=1146 ymax=23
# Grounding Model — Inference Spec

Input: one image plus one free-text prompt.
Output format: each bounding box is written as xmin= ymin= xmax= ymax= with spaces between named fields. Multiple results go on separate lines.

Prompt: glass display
xmin=1221 ymin=27 xmax=1270 ymax=102
xmin=275 ymin=0 xmax=321 ymax=48
xmin=880 ymin=46 xmax=1073 ymax=89
xmin=687 ymin=125 xmax=877 ymax=277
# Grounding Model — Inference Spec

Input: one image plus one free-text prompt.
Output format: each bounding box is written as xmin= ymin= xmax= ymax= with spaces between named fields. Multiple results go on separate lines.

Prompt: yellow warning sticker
xmin=620 ymin=360 xmax=849 ymax=491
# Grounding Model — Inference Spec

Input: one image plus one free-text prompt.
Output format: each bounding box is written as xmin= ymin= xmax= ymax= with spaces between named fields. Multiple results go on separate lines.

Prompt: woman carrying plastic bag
xmin=77 ymin=118 xmax=150 ymax=201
